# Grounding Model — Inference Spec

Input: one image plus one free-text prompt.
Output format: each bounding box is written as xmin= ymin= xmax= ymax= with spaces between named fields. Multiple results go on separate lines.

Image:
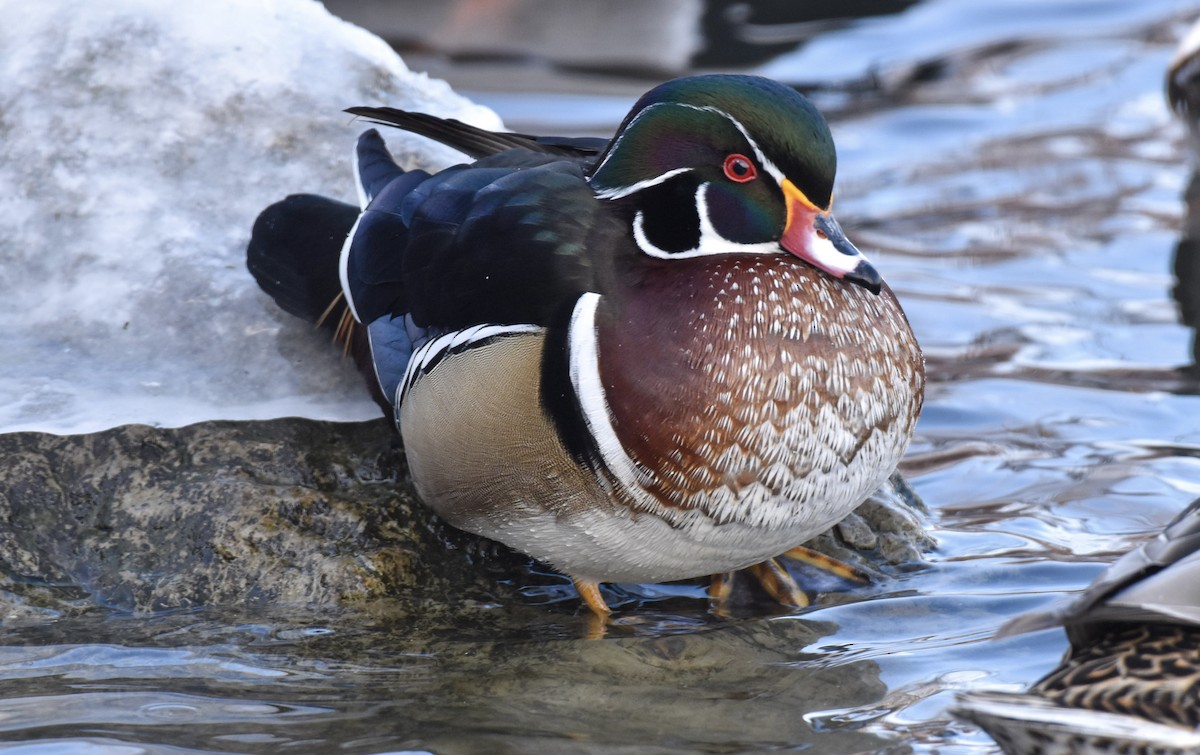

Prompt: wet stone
xmin=836 ymin=511 xmax=879 ymax=551
xmin=805 ymin=472 xmax=934 ymax=572
xmin=0 ymin=418 xmax=932 ymax=620
xmin=0 ymin=418 xmax=528 ymax=620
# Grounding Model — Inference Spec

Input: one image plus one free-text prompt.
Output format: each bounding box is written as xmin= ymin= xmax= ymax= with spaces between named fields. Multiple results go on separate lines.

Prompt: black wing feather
xmin=398 ymin=160 xmax=603 ymax=329
xmin=345 ymin=106 xmax=606 ymax=160
xmin=356 ymin=128 xmax=408 ymax=204
xmin=249 ymin=111 xmax=617 ymax=436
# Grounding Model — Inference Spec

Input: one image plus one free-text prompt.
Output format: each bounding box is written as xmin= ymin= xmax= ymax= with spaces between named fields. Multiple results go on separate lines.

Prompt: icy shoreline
xmin=0 ymin=0 xmax=501 ymax=434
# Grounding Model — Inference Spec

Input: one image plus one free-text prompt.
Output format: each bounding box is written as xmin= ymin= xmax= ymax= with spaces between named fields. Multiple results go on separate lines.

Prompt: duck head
xmin=588 ymin=74 xmax=881 ymax=294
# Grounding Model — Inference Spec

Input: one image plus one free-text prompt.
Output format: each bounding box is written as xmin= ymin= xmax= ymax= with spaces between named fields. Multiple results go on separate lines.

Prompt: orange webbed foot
xmin=781 ymin=545 xmax=871 ymax=585
xmin=574 ymin=578 xmax=612 ymax=639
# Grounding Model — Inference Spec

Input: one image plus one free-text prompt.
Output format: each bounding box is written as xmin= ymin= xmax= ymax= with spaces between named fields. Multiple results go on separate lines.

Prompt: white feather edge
xmin=396 ymin=322 xmax=542 ymax=407
xmin=337 ymin=213 xmax=364 ymax=324
xmin=955 ymin=691 xmax=1200 ymax=748
xmin=388 ymin=295 xmax=653 ymax=510
xmin=341 ymin=137 xmax=375 ymax=325
xmin=353 ymin=138 xmax=371 ymax=210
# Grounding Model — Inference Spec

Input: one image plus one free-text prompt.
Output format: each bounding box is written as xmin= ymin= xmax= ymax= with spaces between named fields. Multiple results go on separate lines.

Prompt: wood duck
xmin=247 ymin=74 xmax=925 ymax=618
xmin=955 ymin=496 xmax=1200 ymax=753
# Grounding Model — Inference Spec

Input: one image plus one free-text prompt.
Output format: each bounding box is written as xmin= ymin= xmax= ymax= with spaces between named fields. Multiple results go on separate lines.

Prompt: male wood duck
xmin=247 ymin=74 xmax=925 ymax=619
xmin=955 ymin=496 xmax=1200 ymax=753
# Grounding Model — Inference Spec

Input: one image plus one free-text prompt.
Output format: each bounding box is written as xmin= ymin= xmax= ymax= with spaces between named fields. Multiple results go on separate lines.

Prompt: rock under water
xmin=0 ymin=418 xmax=527 ymax=618
xmin=0 ymin=417 xmax=931 ymax=621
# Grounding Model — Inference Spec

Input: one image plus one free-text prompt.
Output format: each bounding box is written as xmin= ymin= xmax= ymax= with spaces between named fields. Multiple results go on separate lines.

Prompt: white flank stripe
xmin=399 ymin=337 xmax=441 ymax=404
xmin=567 ymin=292 xmax=647 ymax=491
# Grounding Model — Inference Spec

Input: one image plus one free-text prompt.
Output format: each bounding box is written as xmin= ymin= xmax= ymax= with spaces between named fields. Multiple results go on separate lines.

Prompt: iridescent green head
xmin=589 ymin=74 xmax=880 ymax=294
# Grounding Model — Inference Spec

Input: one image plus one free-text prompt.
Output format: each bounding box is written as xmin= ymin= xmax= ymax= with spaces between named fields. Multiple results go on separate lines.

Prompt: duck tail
xmin=247 ymin=193 xmax=356 ymax=324
xmin=246 ymin=193 xmax=392 ymax=420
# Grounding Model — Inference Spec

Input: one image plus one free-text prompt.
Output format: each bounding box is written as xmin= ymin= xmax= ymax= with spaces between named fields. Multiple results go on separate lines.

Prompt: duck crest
xmin=593 ymin=255 xmax=924 ymax=530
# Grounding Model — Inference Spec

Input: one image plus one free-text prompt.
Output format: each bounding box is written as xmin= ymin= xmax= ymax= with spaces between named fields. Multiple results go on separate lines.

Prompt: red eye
xmin=723 ymin=154 xmax=757 ymax=183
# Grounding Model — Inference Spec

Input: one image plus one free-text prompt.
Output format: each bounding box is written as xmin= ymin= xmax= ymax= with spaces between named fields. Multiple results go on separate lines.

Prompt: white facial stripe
xmin=632 ymin=183 xmax=778 ymax=259
xmin=567 ymin=293 xmax=648 ymax=491
xmin=590 ymin=102 xmax=787 ymax=200
xmin=398 ymin=323 xmax=542 ymax=406
xmin=338 ymin=213 xmax=364 ymax=323
xmin=592 ymin=167 xmax=691 ymax=201
xmin=588 ymin=102 xmax=667 ymax=187
xmin=679 ymin=104 xmax=788 ymax=188
xmin=696 ymin=183 xmax=777 ymax=255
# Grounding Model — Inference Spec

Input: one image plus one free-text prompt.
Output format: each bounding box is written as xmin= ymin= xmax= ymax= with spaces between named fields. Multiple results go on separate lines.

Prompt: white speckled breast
xmin=592 ymin=254 xmax=924 ymax=567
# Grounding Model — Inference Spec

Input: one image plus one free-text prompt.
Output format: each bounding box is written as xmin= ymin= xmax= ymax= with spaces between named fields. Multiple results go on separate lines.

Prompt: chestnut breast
xmin=595 ymin=255 xmax=924 ymax=529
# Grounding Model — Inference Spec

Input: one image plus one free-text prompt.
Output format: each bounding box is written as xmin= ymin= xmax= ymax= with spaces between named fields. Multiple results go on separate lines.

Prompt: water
xmin=6 ymin=0 xmax=1200 ymax=752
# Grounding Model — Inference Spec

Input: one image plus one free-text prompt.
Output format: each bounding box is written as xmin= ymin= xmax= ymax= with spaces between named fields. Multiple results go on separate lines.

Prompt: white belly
xmin=481 ymin=424 xmax=903 ymax=583
xmin=485 ymin=508 xmax=806 ymax=583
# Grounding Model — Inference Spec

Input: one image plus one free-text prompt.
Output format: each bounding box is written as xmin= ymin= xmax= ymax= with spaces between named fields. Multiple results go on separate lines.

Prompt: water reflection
xmin=0 ymin=610 xmax=897 ymax=754
xmin=0 ymin=692 xmax=331 ymax=731
xmin=1169 ymin=33 xmax=1200 ymax=372
xmin=1172 ymin=178 xmax=1200 ymax=369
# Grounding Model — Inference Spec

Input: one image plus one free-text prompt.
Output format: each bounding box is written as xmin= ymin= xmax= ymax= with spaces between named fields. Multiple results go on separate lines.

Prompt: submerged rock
xmin=0 ymin=418 xmax=525 ymax=617
xmin=0 ymin=418 xmax=930 ymax=620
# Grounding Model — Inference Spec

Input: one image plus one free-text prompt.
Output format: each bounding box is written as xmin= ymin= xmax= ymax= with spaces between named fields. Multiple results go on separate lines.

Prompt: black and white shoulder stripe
xmin=397 ymin=323 xmax=542 ymax=406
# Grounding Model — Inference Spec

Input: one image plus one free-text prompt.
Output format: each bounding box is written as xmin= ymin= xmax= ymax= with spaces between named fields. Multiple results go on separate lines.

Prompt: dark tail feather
xmin=344 ymin=107 xmax=605 ymax=159
xmin=247 ymin=194 xmax=357 ymax=322
xmin=246 ymin=194 xmax=394 ymax=423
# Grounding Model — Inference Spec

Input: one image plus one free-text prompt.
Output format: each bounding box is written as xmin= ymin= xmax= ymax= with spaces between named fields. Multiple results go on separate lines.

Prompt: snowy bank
xmin=0 ymin=0 xmax=501 ymax=434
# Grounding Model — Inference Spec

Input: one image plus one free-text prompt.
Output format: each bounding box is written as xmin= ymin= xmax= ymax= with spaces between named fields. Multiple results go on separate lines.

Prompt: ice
xmin=0 ymin=0 xmax=503 ymax=435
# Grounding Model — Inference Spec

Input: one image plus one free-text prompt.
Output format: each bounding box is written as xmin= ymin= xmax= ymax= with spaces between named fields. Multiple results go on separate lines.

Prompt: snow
xmin=0 ymin=0 xmax=503 ymax=435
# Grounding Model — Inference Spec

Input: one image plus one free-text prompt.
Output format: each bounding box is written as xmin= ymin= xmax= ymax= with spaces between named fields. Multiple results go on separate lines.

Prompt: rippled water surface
xmin=7 ymin=1 xmax=1200 ymax=752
